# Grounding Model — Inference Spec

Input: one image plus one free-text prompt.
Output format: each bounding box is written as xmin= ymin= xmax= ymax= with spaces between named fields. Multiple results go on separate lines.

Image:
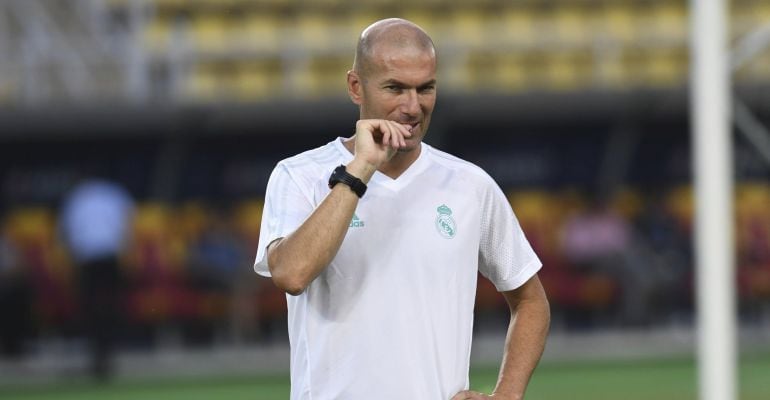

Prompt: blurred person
xmin=633 ymin=192 xmax=693 ymax=324
xmin=562 ymin=195 xmax=660 ymax=327
xmin=0 ymin=225 xmax=33 ymax=358
xmin=185 ymin=207 xmax=243 ymax=345
xmin=189 ymin=208 xmax=243 ymax=288
xmin=254 ymin=19 xmax=549 ymax=400
xmin=60 ymin=178 xmax=135 ymax=381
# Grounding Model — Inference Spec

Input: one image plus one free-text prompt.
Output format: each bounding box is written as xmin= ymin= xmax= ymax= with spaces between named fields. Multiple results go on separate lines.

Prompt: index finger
xmin=385 ymin=120 xmax=408 ymax=148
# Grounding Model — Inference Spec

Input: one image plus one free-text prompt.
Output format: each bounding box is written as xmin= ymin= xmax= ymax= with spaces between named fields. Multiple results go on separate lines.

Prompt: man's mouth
xmin=400 ymin=122 xmax=419 ymax=133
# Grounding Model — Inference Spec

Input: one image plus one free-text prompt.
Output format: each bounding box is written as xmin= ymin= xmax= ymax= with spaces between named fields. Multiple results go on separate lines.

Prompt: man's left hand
xmin=450 ymin=390 xmax=500 ymax=400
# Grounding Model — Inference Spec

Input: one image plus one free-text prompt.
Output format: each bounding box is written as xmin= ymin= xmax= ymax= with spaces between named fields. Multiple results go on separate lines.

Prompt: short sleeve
xmin=254 ymin=163 xmax=315 ymax=277
xmin=478 ymin=183 xmax=542 ymax=292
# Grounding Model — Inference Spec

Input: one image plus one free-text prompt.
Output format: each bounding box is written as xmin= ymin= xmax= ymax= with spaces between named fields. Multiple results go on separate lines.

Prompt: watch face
xmin=328 ymin=165 xmax=365 ymax=198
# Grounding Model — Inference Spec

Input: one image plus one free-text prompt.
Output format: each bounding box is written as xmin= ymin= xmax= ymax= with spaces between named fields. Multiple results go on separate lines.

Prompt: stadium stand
xmin=2 ymin=180 xmax=769 ymax=344
xmin=1 ymin=0 xmax=768 ymax=104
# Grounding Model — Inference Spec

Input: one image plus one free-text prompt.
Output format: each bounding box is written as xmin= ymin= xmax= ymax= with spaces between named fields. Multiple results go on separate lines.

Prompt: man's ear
xmin=347 ymin=70 xmax=363 ymax=105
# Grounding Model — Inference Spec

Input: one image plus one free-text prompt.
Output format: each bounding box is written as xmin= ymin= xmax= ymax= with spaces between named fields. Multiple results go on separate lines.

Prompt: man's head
xmin=347 ymin=18 xmax=437 ymax=152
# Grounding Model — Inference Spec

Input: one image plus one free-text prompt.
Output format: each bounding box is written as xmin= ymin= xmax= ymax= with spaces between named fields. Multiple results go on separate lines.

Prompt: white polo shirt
xmin=255 ymin=138 xmax=541 ymax=400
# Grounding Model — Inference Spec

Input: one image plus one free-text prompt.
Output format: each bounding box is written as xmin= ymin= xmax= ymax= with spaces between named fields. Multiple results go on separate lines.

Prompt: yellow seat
xmin=294 ymin=13 xmax=337 ymax=51
xmin=449 ymin=9 xmax=488 ymax=47
xmin=232 ymin=199 xmax=265 ymax=241
xmin=595 ymin=49 xmax=629 ymax=89
xmin=730 ymin=2 xmax=752 ymax=38
xmin=620 ymin=49 xmax=648 ymax=88
xmin=601 ymin=3 xmax=637 ymax=45
xmin=248 ymin=0 xmax=291 ymax=6
xmin=742 ymin=52 xmax=770 ymax=82
xmin=543 ymin=51 xmax=592 ymax=91
xmin=749 ymin=2 xmax=770 ymax=28
xmin=468 ymin=51 xmax=547 ymax=93
xmin=5 ymin=208 xmax=56 ymax=246
xmin=133 ymin=203 xmax=174 ymax=238
xmin=177 ymin=202 xmax=211 ymax=243
xmin=186 ymin=64 xmax=219 ymax=101
xmin=466 ymin=52 xmax=496 ymax=91
xmin=296 ymin=55 xmax=351 ymax=98
xmin=507 ymin=190 xmax=554 ymax=227
xmin=235 ymin=60 xmax=284 ymax=101
xmin=499 ymin=7 xmax=535 ymax=47
xmin=143 ymin=17 xmax=173 ymax=51
xmin=302 ymin=0 xmax=345 ymax=6
xmin=645 ymin=2 xmax=687 ymax=43
xmin=737 ymin=183 xmax=770 ymax=218
xmin=127 ymin=202 xmax=187 ymax=280
xmin=495 ymin=53 xmax=533 ymax=92
xmin=186 ymin=62 xmax=236 ymax=101
xmin=644 ymin=48 xmax=687 ymax=87
xmin=237 ymin=14 xmax=282 ymax=53
xmin=665 ymin=185 xmax=694 ymax=228
xmin=4 ymin=207 xmax=73 ymax=282
xmin=151 ymin=0 xmax=189 ymax=13
xmin=610 ymin=187 xmax=644 ymax=220
xmin=189 ymin=14 xmax=231 ymax=52
xmin=467 ymin=53 xmax=513 ymax=92
xmin=735 ymin=183 xmax=770 ymax=265
xmin=552 ymin=5 xmax=589 ymax=46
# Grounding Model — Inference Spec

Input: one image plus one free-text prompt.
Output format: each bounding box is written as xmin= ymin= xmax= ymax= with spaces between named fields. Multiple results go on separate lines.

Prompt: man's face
xmin=349 ymin=45 xmax=437 ymax=152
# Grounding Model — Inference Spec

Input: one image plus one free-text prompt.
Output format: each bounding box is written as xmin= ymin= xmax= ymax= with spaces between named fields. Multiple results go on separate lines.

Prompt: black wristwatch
xmin=328 ymin=164 xmax=367 ymax=198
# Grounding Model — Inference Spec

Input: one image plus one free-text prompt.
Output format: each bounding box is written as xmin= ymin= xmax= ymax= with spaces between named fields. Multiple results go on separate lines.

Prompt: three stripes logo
xmin=349 ymin=213 xmax=365 ymax=228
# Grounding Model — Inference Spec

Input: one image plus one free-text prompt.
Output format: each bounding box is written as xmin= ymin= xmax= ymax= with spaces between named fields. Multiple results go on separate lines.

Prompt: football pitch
xmin=2 ymin=355 xmax=768 ymax=400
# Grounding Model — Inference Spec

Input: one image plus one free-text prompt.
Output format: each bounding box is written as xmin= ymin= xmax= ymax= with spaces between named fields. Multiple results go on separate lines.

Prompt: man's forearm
xmin=267 ymin=159 xmax=376 ymax=295
xmin=492 ymin=285 xmax=550 ymax=399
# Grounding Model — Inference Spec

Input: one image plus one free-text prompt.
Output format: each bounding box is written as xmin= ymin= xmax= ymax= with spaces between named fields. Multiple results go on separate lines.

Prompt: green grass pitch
xmin=2 ymin=354 xmax=768 ymax=399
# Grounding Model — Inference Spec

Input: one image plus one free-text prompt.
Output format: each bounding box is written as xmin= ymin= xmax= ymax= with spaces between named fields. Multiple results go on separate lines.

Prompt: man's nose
xmin=400 ymin=89 xmax=420 ymax=116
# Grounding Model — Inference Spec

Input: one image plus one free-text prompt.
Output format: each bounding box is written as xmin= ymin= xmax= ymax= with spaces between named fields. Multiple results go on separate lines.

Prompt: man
xmin=254 ymin=18 xmax=550 ymax=400
xmin=61 ymin=177 xmax=135 ymax=380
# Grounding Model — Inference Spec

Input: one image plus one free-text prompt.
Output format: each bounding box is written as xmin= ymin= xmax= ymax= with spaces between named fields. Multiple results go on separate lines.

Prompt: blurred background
xmin=0 ymin=0 xmax=769 ymax=399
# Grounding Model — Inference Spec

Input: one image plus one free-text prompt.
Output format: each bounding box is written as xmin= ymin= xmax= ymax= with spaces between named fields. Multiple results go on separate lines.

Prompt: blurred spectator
xmin=60 ymin=178 xmax=135 ymax=381
xmin=185 ymin=206 xmax=243 ymax=345
xmin=736 ymin=184 xmax=770 ymax=320
xmin=560 ymin=197 xmax=629 ymax=327
xmin=562 ymin=199 xmax=630 ymax=263
xmin=189 ymin=208 xmax=242 ymax=288
xmin=633 ymin=192 xmax=693 ymax=324
xmin=230 ymin=200 xmax=287 ymax=344
xmin=4 ymin=208 xmax=76 ymax=340
xmin=0 ymin=227 xmax=33 ymax=358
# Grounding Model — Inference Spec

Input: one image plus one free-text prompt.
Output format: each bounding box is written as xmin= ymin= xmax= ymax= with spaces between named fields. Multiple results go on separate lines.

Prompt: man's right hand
xmin=267 ymin=119 xmax=411 ymax=295
xmin=347 ymin=119 xmax=412 ymax=181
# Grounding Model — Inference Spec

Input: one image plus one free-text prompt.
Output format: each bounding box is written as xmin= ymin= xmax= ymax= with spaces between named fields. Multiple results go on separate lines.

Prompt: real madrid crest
xmin=435 ymin=204 xmax=457 ymax=239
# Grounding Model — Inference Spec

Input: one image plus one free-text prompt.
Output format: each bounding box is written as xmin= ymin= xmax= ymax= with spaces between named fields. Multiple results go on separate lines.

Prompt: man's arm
xmin=266 ymin=119 xmax=411 ymax=295
xmin=452 ymin=275 xmax=550 ymax=400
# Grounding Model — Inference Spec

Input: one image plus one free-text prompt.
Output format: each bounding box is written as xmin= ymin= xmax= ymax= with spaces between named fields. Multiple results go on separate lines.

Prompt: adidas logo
xmin=349 ymin=213 xmax=365 ymax=228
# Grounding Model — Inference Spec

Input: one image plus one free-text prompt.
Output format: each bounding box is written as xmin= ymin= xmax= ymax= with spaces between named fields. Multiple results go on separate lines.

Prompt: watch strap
xmin=328 ymin=164 xmax=367 ymax=198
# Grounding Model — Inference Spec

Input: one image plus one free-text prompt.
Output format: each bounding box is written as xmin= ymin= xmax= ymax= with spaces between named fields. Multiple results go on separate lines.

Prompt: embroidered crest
xmin=435 ymin=204 xmax=456 ymax=239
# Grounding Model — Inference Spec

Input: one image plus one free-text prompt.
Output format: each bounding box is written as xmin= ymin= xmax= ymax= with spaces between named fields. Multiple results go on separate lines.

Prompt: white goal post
xmin=690 ymin=1 xmax=737 ymax=400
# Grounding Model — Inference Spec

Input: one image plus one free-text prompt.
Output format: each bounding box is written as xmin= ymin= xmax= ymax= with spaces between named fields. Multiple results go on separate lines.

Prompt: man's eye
xmin=385 ymin=85 xmax=401 ymax=91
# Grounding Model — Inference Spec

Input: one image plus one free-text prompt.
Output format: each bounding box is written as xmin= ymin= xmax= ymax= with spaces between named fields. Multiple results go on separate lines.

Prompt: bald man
xmin=254 ymin=19 xmax=550 ymax=400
